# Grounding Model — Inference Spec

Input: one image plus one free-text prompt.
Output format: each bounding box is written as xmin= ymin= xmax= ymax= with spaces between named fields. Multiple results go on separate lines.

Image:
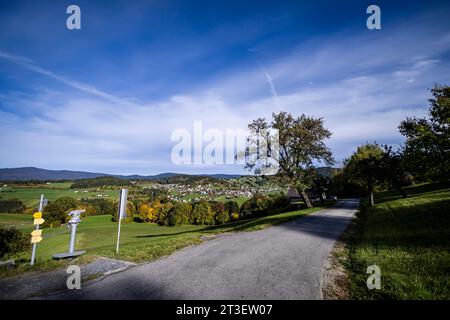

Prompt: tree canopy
xmin=399 ymin=84 xmax=450 ymax=181
xmin=344 ymin=143 xmax=383 ymax=206
xmin=244 ymin=112 xmax=334 ymax=208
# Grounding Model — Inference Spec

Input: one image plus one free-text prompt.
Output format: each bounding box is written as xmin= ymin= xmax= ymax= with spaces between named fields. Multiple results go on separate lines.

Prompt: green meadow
xmin=345 ymin=182 xmax=450 ymax=299
xmin=0 ymin=187 xmax=118 ymax=208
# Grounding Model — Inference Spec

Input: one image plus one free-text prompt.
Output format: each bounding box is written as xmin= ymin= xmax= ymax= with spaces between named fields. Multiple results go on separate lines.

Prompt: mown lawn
xmin=0 ymin=203 xmax=327 ymax=277
xmin=345 ymin=181 xmax=450 ymax=299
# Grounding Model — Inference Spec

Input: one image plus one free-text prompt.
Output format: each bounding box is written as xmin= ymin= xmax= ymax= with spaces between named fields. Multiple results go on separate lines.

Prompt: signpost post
xmin=52 ymin=209 xmax=86 ymax=259
xmin=30 ymin=194 xmax=46 ymax=265
xmin=116 ymin=189 xmax=128 ymax=254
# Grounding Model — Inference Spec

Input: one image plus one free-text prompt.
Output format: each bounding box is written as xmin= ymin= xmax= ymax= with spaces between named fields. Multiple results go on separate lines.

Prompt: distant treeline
xmin=0 ymin=199 xmax=26 ymax=213
xmin=154 ymin=175 xmax=219 ymax=185
xmin=0 ymin=179 xmax=70 ymax=185
xmin=70 ymin=176 xmax=131 ymax=189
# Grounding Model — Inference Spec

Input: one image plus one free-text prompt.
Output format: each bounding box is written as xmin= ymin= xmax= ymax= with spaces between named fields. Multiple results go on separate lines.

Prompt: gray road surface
xmin=45 ymin=199 xmax=359 ymax=300
xmin=0 ymin=258 xmax=135 ymax=299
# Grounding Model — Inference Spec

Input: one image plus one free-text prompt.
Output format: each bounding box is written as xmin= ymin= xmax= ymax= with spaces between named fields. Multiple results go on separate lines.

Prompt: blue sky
xmin=1 ymin=0 xmax=450 ymax=175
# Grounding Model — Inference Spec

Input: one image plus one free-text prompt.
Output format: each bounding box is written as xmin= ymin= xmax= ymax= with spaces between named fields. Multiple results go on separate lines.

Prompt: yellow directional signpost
xmin=31 ymin=229 xmax=43 ymax=243
xmin=33 ymin=212 xmax=42 ymax=219
xmin=33 ymin=218 xmax=45 ymax=225
xmin=30 ymin=194 xmax=47 ymax=265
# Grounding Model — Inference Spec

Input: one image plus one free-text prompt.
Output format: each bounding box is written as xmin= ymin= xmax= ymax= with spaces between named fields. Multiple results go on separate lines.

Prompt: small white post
xmin=116 ymin=189 xmax=128 ymax=254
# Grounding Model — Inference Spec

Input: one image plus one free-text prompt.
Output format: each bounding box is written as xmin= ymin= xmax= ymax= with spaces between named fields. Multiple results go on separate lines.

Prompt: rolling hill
xmin=0 ymin=167 xmax=241 ymax=181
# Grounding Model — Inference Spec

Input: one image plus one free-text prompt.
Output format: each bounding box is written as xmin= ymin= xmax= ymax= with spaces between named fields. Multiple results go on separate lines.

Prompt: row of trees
xmin=0 ymin=199 xmax=26 ymax=213
xmin=135 ymin=200 xmax=232 ymax=226
xmin=70 ymin=176 xmax=131 ymax=189
xmin=134 ymin=193 xmax=291 ymax=226
xmin=40 ymin=192 xmax=292 ymax=228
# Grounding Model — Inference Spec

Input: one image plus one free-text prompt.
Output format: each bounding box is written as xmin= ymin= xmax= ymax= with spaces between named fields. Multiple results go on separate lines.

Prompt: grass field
xmin=0 ymin=213 xmax=34 ymax=231
xmin=0 ymin=203 xmax=329 ymax=277
xmin=0 ymin=187 xmax=119 ymax=208
xmin=1 ymin=185 xmax=251 ymax=209
xmin=345 ymin=181 xmax=450 ymax=299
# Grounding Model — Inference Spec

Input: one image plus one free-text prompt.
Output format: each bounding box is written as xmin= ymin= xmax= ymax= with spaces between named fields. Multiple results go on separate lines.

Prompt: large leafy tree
xmin=192 ymin=201 xmax=215 ymax=225
xmin=43 ymin=197 xmax=79 ymax=227
xmin=379 ymin=145 xmax=410 ymax=198
xmin=244 ymin=112 xmax=334 ymax=208
xmin=344 ymin=143 xmax=383 ymax=207
xmin=399 ymin=84 xmax=450 ymax=181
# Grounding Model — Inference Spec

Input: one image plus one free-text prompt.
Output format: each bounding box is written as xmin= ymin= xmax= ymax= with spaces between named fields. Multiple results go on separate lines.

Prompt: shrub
xmin=81 ymin=199 xmax=114 ymax=216
xmin=268 ymin=193 xmax=291 ymax=214
xmin=192 ymin=201 xmax=215 ymax=225
xmin=240 ymin=194 xmax=272 ymax=218
xmin=211 ymin=202 xmax=229 ymax=225
xmin=43 ymin=197 xmax=79 ymax=227
xmin=224 ymin=201 xmax=239 ymax=214
xmin=0 ymin=200 xmax=26 ymax=213
xmin=78 ymin=204 xmax=98 ymax=217
xmin=23 ymin=207 xmax=35 ymax=215
xmin=0 ymin=227 xmax=30 ymax=259
xmin=240 ymin=193 xmax=295 ymax=219
xmin=215 ymin=210 xmax=230 ymax=225
xmin=158 ymin=202 xmax=175 ymax=226
xmin=137 ymin=202 xmax=159 ymax=223
xmin=230 ymin=212 xmax=239 ymax=221
xmin=167 ymin=202 xmax=192 ymax=226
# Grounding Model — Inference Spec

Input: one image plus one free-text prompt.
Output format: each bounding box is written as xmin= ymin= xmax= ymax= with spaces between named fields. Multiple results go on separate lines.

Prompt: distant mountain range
xmin=0 ymin=167 xmax=242 ymax=181
xmin=0 ymin=166 xmax=338 ymax=182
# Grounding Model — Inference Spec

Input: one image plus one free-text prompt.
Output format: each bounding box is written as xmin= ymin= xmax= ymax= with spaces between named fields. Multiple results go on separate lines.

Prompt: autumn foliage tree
xmin=192 ymin=201 xmax=215 ymax=225
xmin=166 ymin=202 xmax=192 ymax=226
xmin=111 ymin=200 xmax=135 ymax=223
xmin=43 ymin=197 xmax=79 ymax=227
xmin=138 ymin=202 xmax=159 ymax=223
xmin=245 ymin=112 xmax=334 ymax=208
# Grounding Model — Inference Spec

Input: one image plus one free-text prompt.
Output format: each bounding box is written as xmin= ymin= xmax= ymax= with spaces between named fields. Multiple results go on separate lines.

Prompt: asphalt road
xmin=45 ymin=199 xmax=359 ymax=300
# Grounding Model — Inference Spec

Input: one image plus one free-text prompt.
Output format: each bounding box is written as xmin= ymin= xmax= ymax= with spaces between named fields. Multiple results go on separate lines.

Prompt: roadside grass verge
xmin=345 ymin=181 xmax=450 ymax=299
xmin=0 ymin=202 xmax=333 ymax=277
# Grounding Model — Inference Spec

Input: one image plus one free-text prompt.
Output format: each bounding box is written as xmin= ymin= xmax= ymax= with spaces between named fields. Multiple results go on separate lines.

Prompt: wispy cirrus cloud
xmin=0 ymin=50 xmax=137 ymax=107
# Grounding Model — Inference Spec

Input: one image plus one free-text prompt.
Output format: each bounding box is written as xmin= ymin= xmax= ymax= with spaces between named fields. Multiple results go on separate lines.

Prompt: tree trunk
xmin=318 ymin=190 xmax=325 ymax=206
xmin=396 ymin=186 xmax=407 ymax=198
xmin=299 ymin=189 xmax=313 ymax=208
xmin=368 ymin=178 xmax=375 ymax=207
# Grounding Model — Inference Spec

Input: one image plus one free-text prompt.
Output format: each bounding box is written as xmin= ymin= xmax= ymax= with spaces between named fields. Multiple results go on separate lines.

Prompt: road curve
xmin=45 ymin=199 xmax=359 ymax=300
